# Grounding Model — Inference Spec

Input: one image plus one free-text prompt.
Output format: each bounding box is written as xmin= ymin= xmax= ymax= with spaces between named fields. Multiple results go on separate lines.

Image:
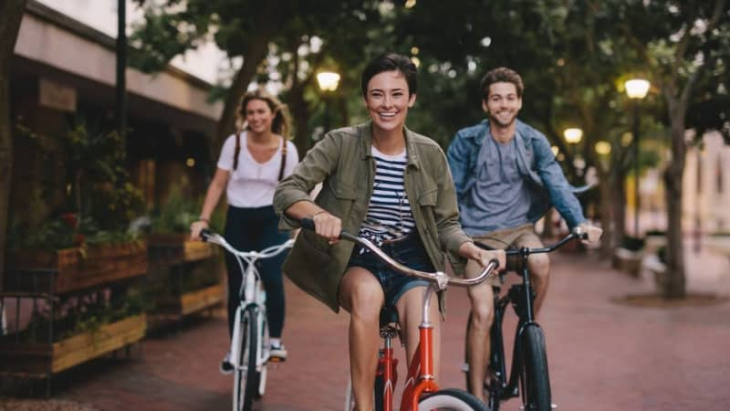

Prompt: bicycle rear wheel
xmin=418 ymin=388 xmax=488 ymax=410
xmin=519 ymin=325 xmax=551 ymax=411
xmin=233 ymin=305 xmax=259 ymax=411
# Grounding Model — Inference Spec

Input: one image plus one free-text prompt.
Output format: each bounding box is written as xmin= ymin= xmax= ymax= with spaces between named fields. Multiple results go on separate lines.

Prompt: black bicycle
xmin=465 ymin=228 xmax=587 ymax=411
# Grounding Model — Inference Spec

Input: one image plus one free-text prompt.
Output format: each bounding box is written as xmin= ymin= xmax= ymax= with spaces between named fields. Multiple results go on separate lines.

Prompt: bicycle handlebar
xmin=200 ymin=228 xmax=294 ymax=260
xmin=300 ymin=218 xmax=500 ymax=291
xmin=475 ymin=227 xmax=589 ymax=257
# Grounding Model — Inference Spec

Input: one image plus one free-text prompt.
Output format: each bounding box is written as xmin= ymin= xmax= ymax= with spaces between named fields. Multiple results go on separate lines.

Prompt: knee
xmin=469 ymin=294 xmax=495 ymax=328
xmin=529 ymin=254 xmax=550 ymax=281
xmin=345 ymin=285 xmax=383 ymax=320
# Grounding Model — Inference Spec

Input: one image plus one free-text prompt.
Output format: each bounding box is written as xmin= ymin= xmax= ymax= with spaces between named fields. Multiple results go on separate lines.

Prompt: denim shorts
xmin=346 ymin=231 xmax=434 ymax=307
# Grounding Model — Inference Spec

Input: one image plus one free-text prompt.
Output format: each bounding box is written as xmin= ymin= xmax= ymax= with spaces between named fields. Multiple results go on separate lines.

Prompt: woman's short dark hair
xmin=480 ymin=67 xmax=524 ymax=99
xmin=361 ymin=53 xmax=418 ymax=97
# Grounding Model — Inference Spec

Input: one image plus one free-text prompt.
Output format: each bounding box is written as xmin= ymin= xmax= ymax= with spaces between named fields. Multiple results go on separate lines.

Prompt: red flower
xmin=61 ymin=212 xmax=78 ymax=228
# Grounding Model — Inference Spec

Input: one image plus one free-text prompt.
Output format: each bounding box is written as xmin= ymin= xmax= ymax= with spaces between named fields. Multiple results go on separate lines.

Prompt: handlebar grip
xmin=200 ymin=228 xmax=213 ymax=242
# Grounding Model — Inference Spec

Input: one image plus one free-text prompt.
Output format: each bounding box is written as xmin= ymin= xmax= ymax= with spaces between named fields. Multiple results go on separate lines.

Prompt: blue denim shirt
xmin=447 ymin=119 xmax=586 ymax=231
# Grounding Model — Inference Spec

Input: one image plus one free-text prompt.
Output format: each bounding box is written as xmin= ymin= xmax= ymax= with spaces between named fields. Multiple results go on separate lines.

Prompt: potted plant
xmin=146 ymin=186 xmax=224 ymax=323
xmin=5 ymin=121 xmax=147 ymax=294
xmin=147 ymin=185 xmax=219 ymax=263
xmin=643 ymin=245 xmax=668 ymax=288
xmin=644 ymin=229 xmax=667 ymax=254
xmin=613 ymin=235 xmax=645 ymax=278
xmin=0 ymin=289 xmax=147 ymax=375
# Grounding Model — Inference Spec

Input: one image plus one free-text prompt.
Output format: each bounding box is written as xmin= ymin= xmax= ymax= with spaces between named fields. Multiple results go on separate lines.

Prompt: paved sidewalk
xmin=7 ymin=245 xmax=730 ymax=411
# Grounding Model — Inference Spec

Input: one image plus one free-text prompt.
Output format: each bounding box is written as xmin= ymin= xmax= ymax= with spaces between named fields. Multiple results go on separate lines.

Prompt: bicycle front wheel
xmin=519 ymin=325 xmax=551 ymax=411
xmin=418 ymin=388 xmax=488 ymax=410
xmin=233 ymin=305 xmax=259 ymax=411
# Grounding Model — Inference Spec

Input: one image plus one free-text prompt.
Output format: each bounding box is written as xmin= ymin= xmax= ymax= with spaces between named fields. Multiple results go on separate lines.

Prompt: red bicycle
xmin=301 ymin=219 xmax=499 ymax=411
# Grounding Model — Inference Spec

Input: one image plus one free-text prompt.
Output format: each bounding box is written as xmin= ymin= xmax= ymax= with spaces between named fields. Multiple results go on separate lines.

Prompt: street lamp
xmin=316 ymin=71 xmax=341 ymax=131
xmin=564 ymin=127 xmax=584 ymax=177
xmin=625 ymin=78 xmax=650 ymax=236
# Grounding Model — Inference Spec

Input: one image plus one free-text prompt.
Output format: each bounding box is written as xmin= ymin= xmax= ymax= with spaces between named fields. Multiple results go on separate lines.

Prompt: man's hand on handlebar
xmin=576 ymin=223 xmax=603 ymax=244
xmin=459 ymin=242 xmax=506 ymax=271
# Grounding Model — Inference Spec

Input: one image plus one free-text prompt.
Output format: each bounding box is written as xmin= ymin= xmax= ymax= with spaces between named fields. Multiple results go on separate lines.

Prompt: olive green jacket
xmin=273 ymin=122 xmax=472 ymax=313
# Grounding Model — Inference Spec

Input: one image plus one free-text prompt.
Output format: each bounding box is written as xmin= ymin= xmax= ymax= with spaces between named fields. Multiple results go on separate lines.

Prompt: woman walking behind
xmin=191 ymin=90 xmax=299 ymax=372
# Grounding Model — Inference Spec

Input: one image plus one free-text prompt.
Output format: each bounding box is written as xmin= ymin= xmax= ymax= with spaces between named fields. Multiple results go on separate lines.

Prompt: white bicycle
xmin=201 ymin=229 xmax=294 ymax=411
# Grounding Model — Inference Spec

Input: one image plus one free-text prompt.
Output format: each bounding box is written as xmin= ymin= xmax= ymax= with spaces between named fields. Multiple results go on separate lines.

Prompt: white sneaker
xmin=219 ymin=352 xmax=234 ymax=375
xmin=269 ymin=343 xmax=288 ymax=362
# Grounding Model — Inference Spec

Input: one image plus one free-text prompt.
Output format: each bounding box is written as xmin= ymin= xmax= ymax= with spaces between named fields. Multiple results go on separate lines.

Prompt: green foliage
xmin=150 ymin=185 xmax=200 ymax=234
xmin=8 ymin=119 xmax=145 ymax=250
xmin=621 ymin=235 xmax=646 ymax=252
xmin=3 ymin=288 xmax=147 ymax=343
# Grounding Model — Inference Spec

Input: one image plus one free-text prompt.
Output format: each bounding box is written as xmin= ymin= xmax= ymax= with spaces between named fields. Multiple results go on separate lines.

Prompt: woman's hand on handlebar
xmin=459 ymin=242 xmax=506 ymax=270
xmin=311 ymin=210 xmax=342 ymax=245
xmin=189 ymin=220 xmax=209 ymax=241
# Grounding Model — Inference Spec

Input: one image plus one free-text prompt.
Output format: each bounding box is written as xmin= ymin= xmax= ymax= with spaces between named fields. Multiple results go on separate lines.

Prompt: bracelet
xmin=197 ymin=217 xmax=210 ymax=224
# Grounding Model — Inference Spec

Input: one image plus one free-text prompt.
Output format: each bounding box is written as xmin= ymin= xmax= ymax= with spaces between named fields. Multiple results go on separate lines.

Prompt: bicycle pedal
xmin=269 ymin=357 xmax=286 ymax=363
xmin=519 ymin=403 xmax=557 ymax=410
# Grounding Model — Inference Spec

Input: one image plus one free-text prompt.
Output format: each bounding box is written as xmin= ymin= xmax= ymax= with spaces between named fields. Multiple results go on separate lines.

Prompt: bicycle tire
xmin=255 ymin=311 xmax=269 ymax=399
xmin=519 ymin=325 xmax=551 ymax=411
xmin=418 ymin=388 xmax=488 ymax=410
xmin=233 ymin=305 xmax=258 ymax=411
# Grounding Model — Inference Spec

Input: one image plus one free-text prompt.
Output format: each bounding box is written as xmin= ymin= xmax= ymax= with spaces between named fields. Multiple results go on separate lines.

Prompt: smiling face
xmin=365 ymin=70 xmax=416 ymax=134
xmin=245 ymin=98 xmax=275 ymax=135
xmin=482 ymin=81 xmax=522 ymax=129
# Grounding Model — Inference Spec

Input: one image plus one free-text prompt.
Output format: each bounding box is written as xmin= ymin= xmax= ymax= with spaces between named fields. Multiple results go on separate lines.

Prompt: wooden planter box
xmin=0 ymin=315 xmax=146 ymax=376
xmin=5 ymin=242 xmax=148 ymax=294
xmin=148 ymin=233 xmax=215 ymax=263
xmin=157 ymin=284 xmax=224 ymax=316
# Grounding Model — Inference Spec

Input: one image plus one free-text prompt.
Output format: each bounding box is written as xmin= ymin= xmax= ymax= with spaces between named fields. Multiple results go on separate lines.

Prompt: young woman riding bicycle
xmin=274 ymin=53 xmax=505 ymax=411
xmin=191 ymin=90 xmax=299 ymax=371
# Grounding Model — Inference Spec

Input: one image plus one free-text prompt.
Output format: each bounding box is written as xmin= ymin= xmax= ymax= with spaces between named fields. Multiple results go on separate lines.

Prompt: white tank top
xmin=217 ymin=132 xmax=299 ymax=208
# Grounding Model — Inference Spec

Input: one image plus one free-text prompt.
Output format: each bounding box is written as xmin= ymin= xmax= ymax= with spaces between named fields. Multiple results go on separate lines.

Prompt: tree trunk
xmin=611 ymin=164 xmax=627 ymax=247
xmin=662 ymin=100 xmax=688 ymax=299
xmin=0 ymin=0 xmax=28 ymax=292
xmin=598 ymin=171 xmax=614 ymax=259
xmin=212 ymin=1 xmax=284 ymax=155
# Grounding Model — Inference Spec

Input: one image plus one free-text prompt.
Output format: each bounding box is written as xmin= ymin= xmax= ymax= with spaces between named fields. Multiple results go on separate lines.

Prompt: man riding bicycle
xmin=446 ymin=67 xmax=602 ymax=402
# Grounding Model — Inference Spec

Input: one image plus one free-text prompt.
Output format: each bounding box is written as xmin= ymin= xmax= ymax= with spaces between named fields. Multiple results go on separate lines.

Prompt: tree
xmin=613 ymin=0 xmax=729 ymax=298
xmin=0 ymin=0 xmax=28 ymax=291
xmin=131 ymin=0 xmax=383 ymax=156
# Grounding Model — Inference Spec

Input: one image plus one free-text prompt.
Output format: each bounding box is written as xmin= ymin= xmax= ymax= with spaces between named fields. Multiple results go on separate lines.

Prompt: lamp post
xmin=316 ymin=71 xmax=341 ymax=132
xmin=625 ymin=78 xmax=650 ymax=237
xmin=563 ymin=127 xmax=584 ymax=177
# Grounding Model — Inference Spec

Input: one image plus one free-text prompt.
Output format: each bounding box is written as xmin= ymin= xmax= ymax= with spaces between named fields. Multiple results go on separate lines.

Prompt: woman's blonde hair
xmin=236 ymin=89 xmax=292 ymax=139
xmin=233 ymin=90 xmax=292 ymax=171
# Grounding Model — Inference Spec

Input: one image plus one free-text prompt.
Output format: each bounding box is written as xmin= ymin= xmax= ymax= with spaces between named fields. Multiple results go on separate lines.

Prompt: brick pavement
xmin=12 ymin=245 xmax=730 ymax=411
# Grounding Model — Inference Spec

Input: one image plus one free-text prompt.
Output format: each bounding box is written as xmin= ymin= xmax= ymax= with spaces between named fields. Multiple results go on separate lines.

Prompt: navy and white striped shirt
xmin=359 ymin=146 xmax=415 ymax=245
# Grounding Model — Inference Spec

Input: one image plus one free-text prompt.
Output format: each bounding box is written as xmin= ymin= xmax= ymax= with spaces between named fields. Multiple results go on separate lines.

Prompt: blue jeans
xmin=224 ymin=205 xmax=289 ymax=338
xmin=346 ymin=231 xmax=434 ymax=307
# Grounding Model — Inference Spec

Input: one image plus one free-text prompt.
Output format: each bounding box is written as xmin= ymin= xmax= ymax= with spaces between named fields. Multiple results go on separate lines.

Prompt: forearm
xmin=284 ymin=200 xmax=326 ymax=220
xmin=199 ymin=182 xmax=225 ymax=220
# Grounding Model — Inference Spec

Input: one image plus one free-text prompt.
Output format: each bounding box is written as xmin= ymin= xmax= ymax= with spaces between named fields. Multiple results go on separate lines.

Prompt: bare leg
xmin=525 ymin=252 xmax=550 ymax=316
xmin=465 ymin=276 xmax=494 ymax=403
xmin=396 ymin=286 xmax=440 ymax=378
xmin=339 ymin=267 xmax=384 ymax=411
